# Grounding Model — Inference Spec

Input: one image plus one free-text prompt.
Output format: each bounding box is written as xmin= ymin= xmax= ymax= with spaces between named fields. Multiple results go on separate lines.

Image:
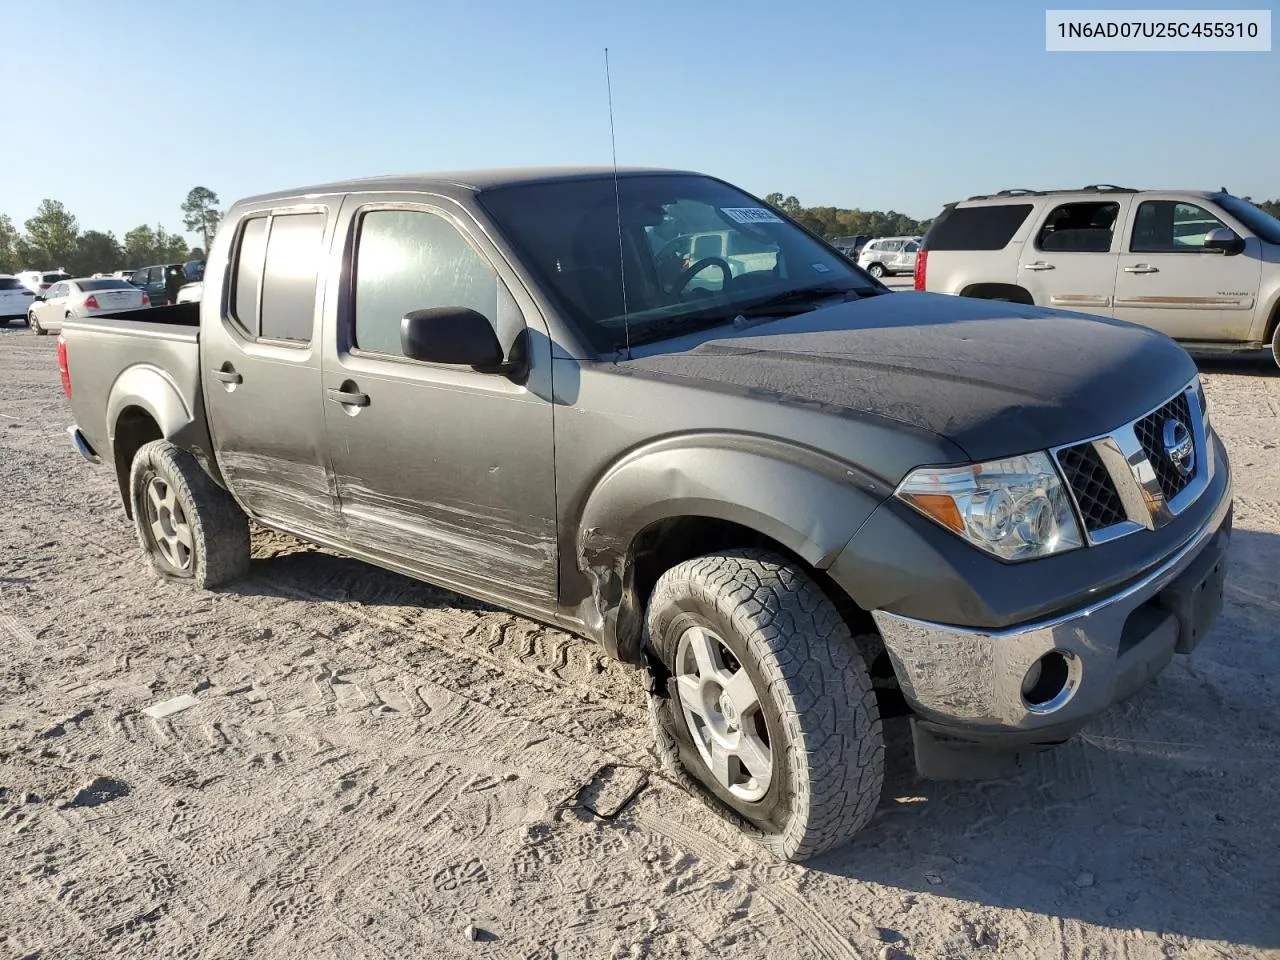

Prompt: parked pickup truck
xmin=59 ymin=167 xmax=1233 ymax=861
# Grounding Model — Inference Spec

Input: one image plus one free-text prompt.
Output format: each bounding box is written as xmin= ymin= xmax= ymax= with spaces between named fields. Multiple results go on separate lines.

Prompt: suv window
xmin=0 ymin=278 xmax=24 ymax=291
xmin=231 ymin=217 xmax=269 ymax=334
xmin=1037 ymin=201 xmax=1119 ymax=253
xmin=924 ymin=204 xmax=1034 ymax=251
xmin=354 ymin=209 xmax=499 ymax=358
xmin=259 ymin=212 xmax=324 ymax=343
xmin=904 ymin=240 xmax=920 ymax=253
xmin=1130 ymin=201 xmax=1227 ymax=253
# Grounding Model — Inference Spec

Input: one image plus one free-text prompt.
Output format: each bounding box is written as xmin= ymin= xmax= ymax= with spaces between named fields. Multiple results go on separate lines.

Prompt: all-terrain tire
xmin=129 ymin=440 xmax=250 ymax=589
xmin=646 ymin=549 xmax=884 ymax=861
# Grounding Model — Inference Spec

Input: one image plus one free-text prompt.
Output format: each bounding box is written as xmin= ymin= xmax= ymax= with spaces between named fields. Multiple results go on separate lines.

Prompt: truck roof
xmin=236 ymin=166 xmax=701 ymax=206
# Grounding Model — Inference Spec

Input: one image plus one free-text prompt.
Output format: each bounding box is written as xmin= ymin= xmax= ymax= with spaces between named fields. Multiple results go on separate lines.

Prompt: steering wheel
xmin=669 ymin=256 xmax=732 ymax=296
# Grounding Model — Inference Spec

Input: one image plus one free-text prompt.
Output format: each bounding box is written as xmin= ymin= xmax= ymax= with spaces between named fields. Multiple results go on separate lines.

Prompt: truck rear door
xmin=318 ymin=196 xmax=558 ymax=606
xmin=201 ymin=201 xmax=343 ymax=540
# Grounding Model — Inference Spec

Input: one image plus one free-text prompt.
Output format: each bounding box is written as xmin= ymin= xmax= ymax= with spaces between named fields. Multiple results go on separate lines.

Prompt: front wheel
xmin=867 ymin=263 xmax=885 ymax=278
xmin=646 ymin=550 xmax=884 ymax=861
xmin=129 ymin=440 xmax=251 ymax=589
xmin=1272 ymin=321 xmax=1280 ymax=370
xmin=28 ymin=313 xmax=44 ymax=335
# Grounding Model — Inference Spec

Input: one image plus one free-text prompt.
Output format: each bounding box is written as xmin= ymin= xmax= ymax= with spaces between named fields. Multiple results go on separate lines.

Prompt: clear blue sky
xmin=3 ymin=0 xmax=1275 ymax=244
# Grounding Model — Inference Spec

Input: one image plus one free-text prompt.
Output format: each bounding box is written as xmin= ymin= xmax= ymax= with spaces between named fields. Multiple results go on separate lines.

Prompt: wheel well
xmin=615 ymin=515 xmax=881 ymax=668
xmin=1266 ymin=299 xmax=1280 ymax=347
xmin=113 ymin=407 xmax=163 ymax=518
xmin=959 ymin=282 xmax=1034 ymax=304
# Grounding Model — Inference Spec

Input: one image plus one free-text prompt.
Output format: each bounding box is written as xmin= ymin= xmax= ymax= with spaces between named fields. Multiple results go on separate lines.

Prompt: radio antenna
xmin=605 ymin=47 xmax=631 ymax=360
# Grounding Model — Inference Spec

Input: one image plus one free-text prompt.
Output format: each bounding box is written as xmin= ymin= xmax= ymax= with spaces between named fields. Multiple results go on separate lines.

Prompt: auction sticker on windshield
xmin=721 ymin=207 xmax=783 ymax=224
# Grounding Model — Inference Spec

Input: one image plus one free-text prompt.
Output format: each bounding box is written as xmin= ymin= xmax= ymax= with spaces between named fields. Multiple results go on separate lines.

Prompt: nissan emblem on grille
xmin=1163 ymin=418 xmax=1195 ymax=479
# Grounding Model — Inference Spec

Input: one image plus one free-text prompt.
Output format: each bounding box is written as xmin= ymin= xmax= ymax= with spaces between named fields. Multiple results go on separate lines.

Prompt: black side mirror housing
xmin=400 ymin=307 xmax=521 ymax=375
xmin=1203 ymin=227 xmax=1245 ymax=255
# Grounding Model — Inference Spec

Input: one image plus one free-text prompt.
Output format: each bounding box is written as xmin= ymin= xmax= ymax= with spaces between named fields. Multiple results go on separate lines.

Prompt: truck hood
xmin=623 ymin=291 xmax=1199 ymax=462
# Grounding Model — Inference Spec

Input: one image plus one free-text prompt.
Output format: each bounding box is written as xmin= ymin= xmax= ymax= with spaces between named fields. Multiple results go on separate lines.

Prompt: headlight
xmin=896 ymin=452 xmax=1083 ymax=562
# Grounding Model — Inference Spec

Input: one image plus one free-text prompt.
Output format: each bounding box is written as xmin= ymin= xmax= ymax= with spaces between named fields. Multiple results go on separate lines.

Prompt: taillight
xmin=141 ymin=293 xmax=151 ymax=306
xmin=57 ymin=335 xmax=72 ymax=399
xmin=914 ymin=249 xmax=928 ymax=291
xmin=83 ymin=295 xmax=101 ymax=309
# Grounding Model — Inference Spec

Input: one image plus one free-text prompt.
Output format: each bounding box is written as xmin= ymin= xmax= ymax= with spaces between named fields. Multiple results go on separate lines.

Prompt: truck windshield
xmin=479 ymin=174 xmax=878 ymax=353
xmin=1217 ymin=195 xmax=1280 ymax=246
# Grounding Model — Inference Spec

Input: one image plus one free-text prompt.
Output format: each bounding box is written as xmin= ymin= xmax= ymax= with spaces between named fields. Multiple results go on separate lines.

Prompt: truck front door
xmin=201 ymin=203 xmax=343 ymax=540
xmin=320 ymin=198 xmax=558 ymax=606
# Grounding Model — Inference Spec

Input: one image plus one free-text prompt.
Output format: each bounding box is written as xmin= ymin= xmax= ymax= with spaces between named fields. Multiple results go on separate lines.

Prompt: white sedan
xmin=27 ymin=277 xmax=150 ymax=336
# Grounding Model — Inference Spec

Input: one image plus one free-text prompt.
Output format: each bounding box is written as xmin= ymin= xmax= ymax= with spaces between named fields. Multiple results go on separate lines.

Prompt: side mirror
xmin=32 ymin=293 xmax=44 ymax=301
xmin=400 ymin=307 xmax=519 ymax=375
xmin=1204 ymin=227 xmax=1245 ymax=255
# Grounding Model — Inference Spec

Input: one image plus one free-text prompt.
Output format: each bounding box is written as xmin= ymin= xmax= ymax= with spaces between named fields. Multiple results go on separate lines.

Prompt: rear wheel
xmin=646 ymin=549 xmax=884 ymax=861
xmin=129 ymin=440 xmax=250 ymax=589
xmin=867 ymin=263 xmax=886 ymax=278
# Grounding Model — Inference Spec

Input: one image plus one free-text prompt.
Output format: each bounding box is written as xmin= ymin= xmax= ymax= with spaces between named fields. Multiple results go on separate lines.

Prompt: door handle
xmin=1124 ymin=264 xmax=1159 ymax=274
xmin=212 ymin=369 xmax=242 ymax=384
xmin=327 ymin=387 xmax=370 ymax=408
xmin=1024 ymin=261 xmax=1055 ymax=271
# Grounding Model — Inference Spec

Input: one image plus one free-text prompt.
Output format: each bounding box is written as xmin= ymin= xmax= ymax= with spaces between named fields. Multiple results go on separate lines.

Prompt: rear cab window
xmin=923 ymin=204 xmax=1034 ymax=251
xmin=229 ymin=210 xmax=326 ymax=345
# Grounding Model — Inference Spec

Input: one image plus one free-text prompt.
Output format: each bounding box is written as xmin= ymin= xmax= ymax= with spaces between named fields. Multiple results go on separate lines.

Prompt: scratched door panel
xmin=321 ymin=201 xmax=558 ymax=604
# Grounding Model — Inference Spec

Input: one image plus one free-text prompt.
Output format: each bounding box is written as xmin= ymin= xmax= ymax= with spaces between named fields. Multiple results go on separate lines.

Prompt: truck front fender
xmin=573 ymin=432 xmax=893 ymax=659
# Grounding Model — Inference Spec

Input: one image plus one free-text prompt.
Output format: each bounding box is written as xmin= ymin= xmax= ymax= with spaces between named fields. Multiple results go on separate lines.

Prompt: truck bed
xmin=61 ymin=303 xmax=207 ymax=469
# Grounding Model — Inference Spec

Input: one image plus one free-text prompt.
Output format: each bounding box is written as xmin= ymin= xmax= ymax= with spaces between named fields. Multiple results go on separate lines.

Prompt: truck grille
xmin=1056 ymin=443 xmax=1127 ymax=532
xmin=1133 ymin=392 xmax=1194 ymax=501
xmin=1051 ymin=379 xmax=1209 ymax=545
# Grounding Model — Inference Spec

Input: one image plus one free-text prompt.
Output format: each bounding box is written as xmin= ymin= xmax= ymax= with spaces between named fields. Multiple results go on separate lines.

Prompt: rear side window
xmin=353 ymin=209 xmax=498 ymax=358
xmin=231 ymin=217 xmax=268 ymax=334
xmin=1036 ymin=201 xmax=1119 ymax=253
xmin=259 ymin=212 xmax=324 ymax=343
xmin=923 ymin=204 xmax=1034 ymax=251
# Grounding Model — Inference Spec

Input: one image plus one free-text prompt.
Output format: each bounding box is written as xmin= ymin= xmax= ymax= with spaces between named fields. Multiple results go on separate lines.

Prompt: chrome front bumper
xmin=871 ymin=474 xmax=1232 ymax=737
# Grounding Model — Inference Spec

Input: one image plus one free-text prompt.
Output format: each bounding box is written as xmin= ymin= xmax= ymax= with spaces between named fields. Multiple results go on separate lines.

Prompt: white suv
xmin=916 ymin=186 xmax=1280 ymax=365
xmin=857 ymin=236 xmax=921 ymax=278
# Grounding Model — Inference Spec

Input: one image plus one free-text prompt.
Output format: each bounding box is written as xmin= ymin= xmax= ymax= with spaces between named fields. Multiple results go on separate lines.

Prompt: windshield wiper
xmin=621 ymin=285 xmax=870 ymax=350
xmin=734 ymin=284 xmax=865 ymax=316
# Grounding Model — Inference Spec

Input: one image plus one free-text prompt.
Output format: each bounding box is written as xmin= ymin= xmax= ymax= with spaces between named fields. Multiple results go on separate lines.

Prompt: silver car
xmin=27 ymin=277 xmax=150 ymax=335
xmin=857 ymin=236 xmax=922 ymax=278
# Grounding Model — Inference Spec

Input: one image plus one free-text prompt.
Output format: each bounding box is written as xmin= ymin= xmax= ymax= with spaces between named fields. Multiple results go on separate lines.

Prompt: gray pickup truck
xmin=59 ymin=167 xmax=1233 ymax=861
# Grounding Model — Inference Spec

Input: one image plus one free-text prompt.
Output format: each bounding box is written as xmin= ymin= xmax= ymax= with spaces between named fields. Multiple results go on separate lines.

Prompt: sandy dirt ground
xmin=1 ymin=325 xmax=1277 ymax=960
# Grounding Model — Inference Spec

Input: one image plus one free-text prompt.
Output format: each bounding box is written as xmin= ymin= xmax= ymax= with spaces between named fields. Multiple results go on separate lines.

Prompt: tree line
xmin=0 ymin=187 xmax=222 ymax=276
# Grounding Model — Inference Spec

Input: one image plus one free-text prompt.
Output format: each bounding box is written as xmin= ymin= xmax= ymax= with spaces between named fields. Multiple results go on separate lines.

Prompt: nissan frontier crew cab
xmin=58 ymin=168 xmax=1233 ymax=861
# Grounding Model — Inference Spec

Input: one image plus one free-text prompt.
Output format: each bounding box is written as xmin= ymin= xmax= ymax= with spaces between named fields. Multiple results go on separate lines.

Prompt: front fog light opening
xmin=1021 ymin=650 xmax=1078 ymax=714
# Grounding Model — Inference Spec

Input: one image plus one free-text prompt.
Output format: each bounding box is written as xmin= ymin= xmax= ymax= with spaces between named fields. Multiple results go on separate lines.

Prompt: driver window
xmin=1131 ymin=201 xmax=1227 ymax=253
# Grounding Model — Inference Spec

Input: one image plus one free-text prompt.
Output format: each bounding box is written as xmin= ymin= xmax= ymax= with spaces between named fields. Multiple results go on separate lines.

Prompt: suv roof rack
xmin=964 ymin=184 xmax=1140 ymax=201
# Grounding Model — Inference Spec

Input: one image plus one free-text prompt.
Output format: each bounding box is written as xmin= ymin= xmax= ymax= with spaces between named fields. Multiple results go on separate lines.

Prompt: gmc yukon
xmin=58 ymin=168 xmax=1233 ymax=861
